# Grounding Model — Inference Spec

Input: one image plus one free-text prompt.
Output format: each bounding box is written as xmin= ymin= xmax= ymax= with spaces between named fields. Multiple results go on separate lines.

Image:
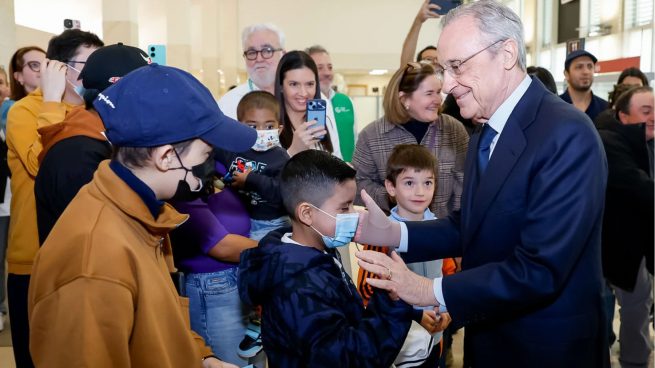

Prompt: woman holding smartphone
xmin=274 ymin=50 xmax=342 ymax=158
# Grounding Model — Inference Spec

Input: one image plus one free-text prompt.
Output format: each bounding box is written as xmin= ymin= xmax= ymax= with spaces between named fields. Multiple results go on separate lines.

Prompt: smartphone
xmin=147 ymin=44 xmax=167 ymax=65
xmin=429 ymin=0 xmax=462 ymax=15
xmin=63 ymin=19 xmax=81 ymax=30
xmin=306 ymin=99 xmax=327 ymax=139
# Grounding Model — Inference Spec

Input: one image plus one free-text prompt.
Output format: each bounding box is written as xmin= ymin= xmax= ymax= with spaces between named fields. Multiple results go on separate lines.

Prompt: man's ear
xmin=296 ymin=202 xmax=313 ymax=227
xmin=501 ymin=39 xmax=519 ymax=70
xmin=152 ymin=145 xmax=175 ymax=172
xmin=384 ymin=179 xmax=396 ymax=198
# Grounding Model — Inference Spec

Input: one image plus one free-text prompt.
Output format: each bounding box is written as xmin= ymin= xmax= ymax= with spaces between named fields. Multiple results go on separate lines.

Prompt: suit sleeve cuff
xmin=396 ymin=222 xmax=408 ymax=252
xmin=433 ymin=277 xmax=448 ymax=313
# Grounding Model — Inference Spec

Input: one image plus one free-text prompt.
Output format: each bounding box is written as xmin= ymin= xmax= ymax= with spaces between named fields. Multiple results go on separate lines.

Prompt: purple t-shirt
xmin=170 ymin=163 xmax=251 ymax=274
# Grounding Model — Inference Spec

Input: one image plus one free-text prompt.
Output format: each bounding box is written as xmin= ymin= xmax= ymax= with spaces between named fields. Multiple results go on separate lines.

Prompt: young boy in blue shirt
xmin=358 ymin=144 xmax=451 ymax=367
xmin=216 ymin=91 xmax=289 ymax=241
xmin=238 ymin=150 xmax=414 ymax=367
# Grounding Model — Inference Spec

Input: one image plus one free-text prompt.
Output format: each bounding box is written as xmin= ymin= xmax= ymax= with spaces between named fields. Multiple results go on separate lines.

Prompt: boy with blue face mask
xmin=215 ymin=91 xmax=290 ymax=241
xmin=238 ymin=149 xmax=414 ymax=367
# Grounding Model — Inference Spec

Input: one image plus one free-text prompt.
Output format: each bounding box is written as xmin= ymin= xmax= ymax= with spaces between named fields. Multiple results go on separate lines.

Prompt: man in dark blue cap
xmin=27 ymin=64 xmax=255 ymax=368
xmin=560 ymin=49 xmax=608 ymax=121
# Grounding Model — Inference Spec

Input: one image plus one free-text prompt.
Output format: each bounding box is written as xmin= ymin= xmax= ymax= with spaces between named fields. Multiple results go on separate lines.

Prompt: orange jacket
xmin=29 ymin=161 xmax=212 ymax=367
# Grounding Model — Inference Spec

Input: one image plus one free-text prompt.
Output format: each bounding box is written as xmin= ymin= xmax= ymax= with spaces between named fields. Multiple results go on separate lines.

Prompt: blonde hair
xmin=383 ymin=62 xmax=438 ymax=124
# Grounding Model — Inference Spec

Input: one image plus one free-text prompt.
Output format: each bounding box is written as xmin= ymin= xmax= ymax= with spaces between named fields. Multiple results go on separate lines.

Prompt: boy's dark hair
xmin=46 ymin=29 xmax=104 ymax=62
xmin=111 ymin=140 xmax=193 ymax=169
xmin=527 ymin=66 xmax=558 ymax=95
xmin=237 ymin=91 xmax=280 ymax=122
xmin=281 ymin=150 xmax=355 ymax=220
xmin=385 ymin=144 xmax=438 ymax=185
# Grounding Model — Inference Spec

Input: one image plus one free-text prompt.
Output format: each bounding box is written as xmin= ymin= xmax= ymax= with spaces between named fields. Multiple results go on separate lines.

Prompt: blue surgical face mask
xmin=67 ymin=64 xmax=86 ymax=98
xmin=309 ymin=204 xmax=359 ymax=248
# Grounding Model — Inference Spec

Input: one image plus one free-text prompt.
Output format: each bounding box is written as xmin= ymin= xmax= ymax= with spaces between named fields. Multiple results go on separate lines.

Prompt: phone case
xmin=147 ymin=44 xmax=167 ymax=66
xmin=306 ymin=99 xmax=327 ymax=128
xmin=429 ymin=0 xmax=462 ymax=15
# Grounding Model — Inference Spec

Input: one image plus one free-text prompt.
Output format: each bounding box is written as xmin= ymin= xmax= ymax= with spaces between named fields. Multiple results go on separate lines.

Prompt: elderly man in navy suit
xmin=355 ymin=1 xmax=609 ymax=367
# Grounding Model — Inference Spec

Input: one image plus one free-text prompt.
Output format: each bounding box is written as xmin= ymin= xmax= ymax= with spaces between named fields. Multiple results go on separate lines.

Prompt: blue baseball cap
xmin=93 ymin=64 xmax=256 ymax=152
xmin=564 ymin=49 xmax=598 ymax=70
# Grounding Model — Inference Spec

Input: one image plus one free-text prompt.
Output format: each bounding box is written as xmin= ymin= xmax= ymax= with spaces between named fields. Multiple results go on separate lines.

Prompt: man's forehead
xmin=632 ymin=92 xmax=654 ymax=108
xmin=245 ymin=30 xmax=280 ymax=48
xmin=437 ymin=16 xmax=480 ymax=61
xmin=570 ymin=56 xmax=594 ymax=66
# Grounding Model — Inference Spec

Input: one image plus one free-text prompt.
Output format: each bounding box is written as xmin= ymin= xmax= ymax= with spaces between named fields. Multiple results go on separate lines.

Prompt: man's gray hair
xmin=241 ymin=23 xmax=286 ymax=50
xmin=305 ymin=45 xmax=329 ymax=56
xmin=442 ymin=0 xmax=526 ymax=71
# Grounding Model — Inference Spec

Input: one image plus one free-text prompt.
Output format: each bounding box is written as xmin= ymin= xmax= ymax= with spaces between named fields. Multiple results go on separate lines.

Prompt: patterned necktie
xmin=478 ymin=124 xmax=497 ymax=175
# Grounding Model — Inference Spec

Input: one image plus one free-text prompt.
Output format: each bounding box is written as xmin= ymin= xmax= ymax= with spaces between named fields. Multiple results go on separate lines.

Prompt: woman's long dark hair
xmin=274 ymin=50 xmax=333 ymax=153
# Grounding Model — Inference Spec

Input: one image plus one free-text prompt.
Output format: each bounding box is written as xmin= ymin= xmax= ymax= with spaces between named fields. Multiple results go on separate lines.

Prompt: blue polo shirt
xmin=560 ymin=89 xmax=608 ymax=122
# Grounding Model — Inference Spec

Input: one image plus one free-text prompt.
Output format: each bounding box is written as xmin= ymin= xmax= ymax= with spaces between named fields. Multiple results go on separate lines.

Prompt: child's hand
xmin=433 ymin=311 xmax=451 ymax=332
xmin=230 ymin=169 xmax=250 ymax=189
xmin=419 ymin=309 xmax=439 ymax=334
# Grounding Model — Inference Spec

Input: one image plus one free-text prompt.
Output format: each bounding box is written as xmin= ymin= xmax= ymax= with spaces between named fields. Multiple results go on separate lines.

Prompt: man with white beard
xmin=219 ymin=24 xmax=286 ymax=119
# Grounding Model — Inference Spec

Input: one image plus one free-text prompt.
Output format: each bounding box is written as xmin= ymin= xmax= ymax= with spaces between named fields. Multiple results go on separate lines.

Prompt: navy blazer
xmin=403 ymin=78 xmax=609 ymax=367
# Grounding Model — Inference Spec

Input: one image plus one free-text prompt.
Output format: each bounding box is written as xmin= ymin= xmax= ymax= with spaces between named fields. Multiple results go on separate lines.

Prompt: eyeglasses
xmin=65 ymin=60 xmax=86 ymax=65
xmin=243 ymin=47 xmax=282 ymax=61
xmin=438 ymin=39 xmax=506 ymax=77
xmin=23 ymin=61 xmax=41 ymax=73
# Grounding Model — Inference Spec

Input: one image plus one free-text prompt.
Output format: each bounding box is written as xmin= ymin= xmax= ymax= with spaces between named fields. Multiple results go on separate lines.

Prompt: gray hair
xmin=442 ymin=0 xmax=526 ymax=71
xmin=305 ymin=45 xmax=329 ymax=56
xmin=241 ymin=23 xmax=286 ymax=50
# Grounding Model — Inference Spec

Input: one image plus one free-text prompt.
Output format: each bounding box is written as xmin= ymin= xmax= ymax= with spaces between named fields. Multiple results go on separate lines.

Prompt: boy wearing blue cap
xmin=28 ymin=64 xmax=256 ymax=368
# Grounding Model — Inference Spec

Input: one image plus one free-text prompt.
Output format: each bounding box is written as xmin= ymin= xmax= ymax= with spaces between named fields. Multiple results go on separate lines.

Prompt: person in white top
xmin=273 ymin=51 xmax=341 ymax=159
xmin=218 ymin=23 xmax=286 ymax=120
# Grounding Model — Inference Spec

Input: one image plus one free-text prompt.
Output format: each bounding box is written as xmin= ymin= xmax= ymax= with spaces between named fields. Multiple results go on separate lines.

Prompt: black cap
xmin=564 ymin=49 xmax=598 ymax=70
xmin=79 ymin=43 xmax=151 ymax=91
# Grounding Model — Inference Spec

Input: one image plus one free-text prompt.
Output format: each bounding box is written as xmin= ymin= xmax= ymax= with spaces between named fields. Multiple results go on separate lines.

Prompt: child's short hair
xmin=385 ymin=144 xmax=438 ymax=185
xmin=281 ymin=150 xmax=355 ymax=220
xmin=237 ymin=90 xmax=280 ymax=122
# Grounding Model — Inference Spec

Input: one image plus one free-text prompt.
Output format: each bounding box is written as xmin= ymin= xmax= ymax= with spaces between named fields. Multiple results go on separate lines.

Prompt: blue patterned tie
xmin=478 ymin=124 xmax=497 ymax=175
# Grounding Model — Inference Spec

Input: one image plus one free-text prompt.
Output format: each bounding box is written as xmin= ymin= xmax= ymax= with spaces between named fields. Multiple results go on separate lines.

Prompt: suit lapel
xmin=464 ymin=77 xmax=544 ymax=239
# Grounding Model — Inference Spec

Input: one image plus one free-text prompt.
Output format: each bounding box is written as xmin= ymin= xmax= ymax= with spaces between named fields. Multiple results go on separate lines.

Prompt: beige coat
xmin=28 ymin=161 xmax=212 ymax=367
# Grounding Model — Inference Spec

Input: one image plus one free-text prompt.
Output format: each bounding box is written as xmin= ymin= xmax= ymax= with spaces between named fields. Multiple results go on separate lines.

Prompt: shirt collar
xmin=389 ymin=206 xmax=437 ymax=221
xmin=486 ymin=75 xmax=532 ymax=137
xmin=109 ymin=160 xmax=164 ymax=219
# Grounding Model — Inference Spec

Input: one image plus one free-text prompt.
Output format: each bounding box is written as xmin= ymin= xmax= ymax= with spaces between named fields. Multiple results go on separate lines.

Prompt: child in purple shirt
xmin=170 ymin=161 xmax=257 ymax=366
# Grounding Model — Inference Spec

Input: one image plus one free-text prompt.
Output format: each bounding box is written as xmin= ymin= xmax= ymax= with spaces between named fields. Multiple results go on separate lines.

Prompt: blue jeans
xmin=250 ymin=216 xmax=289 ymax=241
xmin=185 ymin=268 xmax=249 ymax=366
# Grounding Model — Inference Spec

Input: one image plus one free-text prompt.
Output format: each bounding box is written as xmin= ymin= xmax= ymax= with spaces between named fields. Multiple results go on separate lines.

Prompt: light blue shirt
xmin=397 ymin=75 xmax=533 ymax=310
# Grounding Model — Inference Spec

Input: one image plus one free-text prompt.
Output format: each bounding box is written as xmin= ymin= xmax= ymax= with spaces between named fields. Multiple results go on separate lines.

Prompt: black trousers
xmin=7 ymin=273 xmax=34 ymax=368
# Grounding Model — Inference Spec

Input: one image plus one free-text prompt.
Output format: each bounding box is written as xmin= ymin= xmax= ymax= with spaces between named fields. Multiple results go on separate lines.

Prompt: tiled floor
xmin=0 ymin=307 xmax=651 ymax=367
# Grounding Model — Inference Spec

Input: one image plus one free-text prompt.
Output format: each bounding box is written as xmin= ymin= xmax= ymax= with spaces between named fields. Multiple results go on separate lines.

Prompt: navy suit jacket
xmin=403 ymin=78 xmax=609 ymax=367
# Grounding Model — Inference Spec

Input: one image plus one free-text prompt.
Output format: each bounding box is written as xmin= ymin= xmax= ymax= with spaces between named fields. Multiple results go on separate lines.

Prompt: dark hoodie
xmin=35 ymin=107 xmax=111 ymax=244
xmin=597 ymin=116 xmax=654 ymax=291
xmin=238 ymin=227 xmax=414 ymax=368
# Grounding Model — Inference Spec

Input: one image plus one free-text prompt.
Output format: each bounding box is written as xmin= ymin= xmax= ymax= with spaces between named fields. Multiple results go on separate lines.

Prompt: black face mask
xmin=169 ymin=149 xmax=217 ymax=202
